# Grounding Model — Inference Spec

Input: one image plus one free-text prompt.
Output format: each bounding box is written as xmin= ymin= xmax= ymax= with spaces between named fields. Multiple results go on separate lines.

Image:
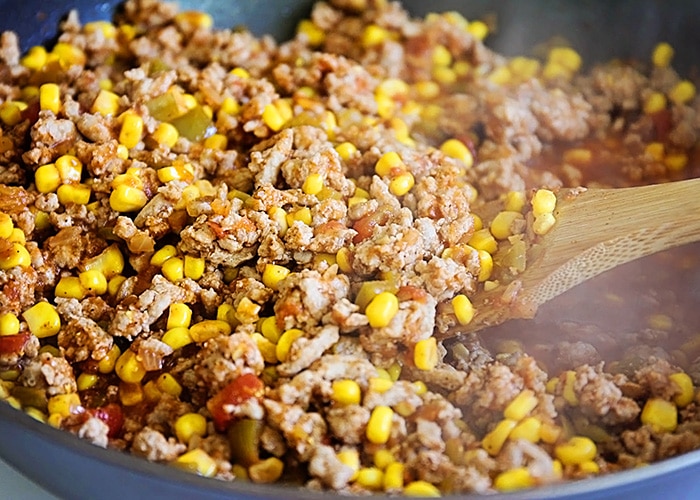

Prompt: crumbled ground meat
xmin=1 ymin=0 xmax=699 ymax=497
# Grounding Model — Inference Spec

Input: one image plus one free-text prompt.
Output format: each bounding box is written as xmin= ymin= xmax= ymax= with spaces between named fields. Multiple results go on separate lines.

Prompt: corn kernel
xmin=531 ymin=189 xmax=557 ymax=216
xmin=297 ymin=19 xmax=325 ymax=47
xmin=21 ymin=45 xmax=48 ymax=70
xmin=287 ymin=207 xmax=312 ymax=226
xmin=276 ymin=328 xmax=304 ymax=362
xmin=548 ymin=46 xmax=582 ymax=72
xmin=488 ymin=66 xmax=512 ymax=85
xmin=490 ymin=211 xmax=524 ymax=240
xmin=652 ymin=42 xmax=674 ymax=68
xmin=175 ymin=412 xmax=207 ymax=443
xmin=555 ymin=436 xmax=597 ymax=465
xmin=432 ymin=66 xmax=457 ymax=85
xmin=641 ymin=398 xmax=677 ymax=433
xmin=262 ymin=263 xmax=291 ymax=290
xmin=98 ymin=345 xmax=120 ymax=374
xmin=115 ymin=349 xmax=146 ymax=384
xmin=25 ymin=407 xmax=47 ymax=423
xmin=375 ymin=152 xmax=404 ymax=177
xmin=664 ymin=152 xmax=688 ymax=171
xmin=40 ymin=83 xmax=61 ymax=114
xmin=160 ymin=256 xmax=183 ymax=282
xmin=162 ymin=326 xmax=194 ymax=350
xmin=183 ymin=255 xmax=205 ymax=280
xmin=432 ymin=45 xmax=452 ymax=67
xmin=0 ymin=312 xmax=20 ymax=336
xmin=468 ymin=228 xmax=498 ymax=254
xmin=365 ymin=292 xmax=399 ymax=328
xmin=504 ymin=389 xmax=538 ymax=421
xmin=404 ymin=480 xmax=441 ymax=497
xmin=151 ymin=122 xmax=179 ymax=148
xmin=176 ymin=449 xmax=217 ymax=477
xmin=509 ymin=416 xmax=542 ymax=443
xmin=414 ymin=337 xmax=438 ymax=371
xmin=477 ymin=249 xmax=493 ymax=282
xmin=493 ymin=467 xmax=534 ymax=492
xmin=467 ymin=19 xmax=489 ymax=40
xmin=119 ymin=112 xmax=144 ymax=149
xmin=189 ymin=319 xmax=231 ymax=343
xmin=356 ymin=467 xmax=384 ymax=490
xmin=150 ymin=245 xmax=177 ymax=266
xmin=166 ymin=303 xmax=192 ymax=330
xmin=330 ymin=379 xmax=362 ymax=406
xmin=57 ymin=183 xmax=91 ymax=206
xmin=482 ymin=419 xmax=517 ymax=456
xmin=643 ymin=92 xmax=667 ymax=115
xmin=91 ymin=89 xmax=120 ymax=116
xmin=533 ymin=213 xmax=556 ymax=235
xmin=669 ymin=372 xmax=694 ymax=407
xmin=262 ymin=103 xmax=285 ymax=132
xmin=51 ymin=42 xmax=85 ymax=67
xmin=335 ymin=142 xmax=358 ymax=161
xmin=373 ymin=449 xmax=395 ymax=470
xmin=367 ymin=405 xmax=394 ymax=444
xmin=77 ymin=373 xmax=98 ymax=391
xmin=646 ymin=141 xmax=665 ymax=161
xmin=337 ymin=449 xmax=360 ymax=480
xmin=0 ymin=102 xmax=23 ymax=126
xmin=35 ymin=164 xmax=61 ymax=193
xmin=175 ymin=10 xmax=214 ymax=31
xmin=110 ymin=184 xmax=148 ymax=212
xmin=362 ymin=24 xmax=390 ymax=48
xmin=156 ymin=373 xmax=182 ymax=398
xmin=389 ymin=172 xmax=414 ymax=197
xmin=383 ymin=462 xmax=404 ymax=491
xmin=47 ymin=393 xmax=81 ymax=418
xmin=562 ymin=370 xmax=579 ymax=406
xmin=220 ymin=96 xmax=240 ymax=116
xmin=302 ymin=173 xmax=324 ymax=195
xmin=22 ymin=302 xmax=60 ymax=338
xmin=579 ymin=460 xmax=600 ymax=474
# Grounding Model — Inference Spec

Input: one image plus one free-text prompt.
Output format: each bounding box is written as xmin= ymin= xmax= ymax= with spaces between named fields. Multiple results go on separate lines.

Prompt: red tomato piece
xmin=207 ymin=373 xmax=264 ymax=431
xmin=0 ymin=332 xmax=30 ymax=355
xmin=91 ymin=403 xmax=124 ymax=438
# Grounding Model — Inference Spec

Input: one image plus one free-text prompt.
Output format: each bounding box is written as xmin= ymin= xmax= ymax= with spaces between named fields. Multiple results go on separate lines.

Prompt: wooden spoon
xmin=441 ymin=177 xmax=700 ymax=338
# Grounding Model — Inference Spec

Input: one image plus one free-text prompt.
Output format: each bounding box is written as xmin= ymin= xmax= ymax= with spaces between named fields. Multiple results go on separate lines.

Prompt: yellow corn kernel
xmin=356 ymin=467 xmax=384 ymax=490
xmin=482 ymin=419 xmax=517 ymax=456
xmin=540 ymin=422 xmax=562 ymax=445
xmin=181 ymin=94 xmax=198 ymax=110
xmin=509 ymin=56 xmax=540 ymax=80
xmin=531 ymin=189 xmax=557 ymax=216
xmin=108 ymin=276 xmax=126 ymax=297
xmin=302 ymin=173 xmax=324 ymax=195
xmin=262 ymin=263 xmax=291 ymax=290
xmin=91 ymin=89 xmax=120 ymax=116
xmin=337 ymin=449 xmax=360 ymax=480
xmin=488 ymin=66 xmax=512 ymax=85
xmin=119 ymin=382 xmax=144 ymax=406
xmin=643 ymin=92 xmax=667 ymax=115
xmin=22 ymin=302 xmax=60 ymax=338
xmin=276 ymin=328 xmax=304 ymax=362
xmin=119 ymin=112 xmax=144 ymax=149
xmin=335 ymin=247 xmax=353 ymax=274
xmin=40 ymin=83 xmax=61 ymax=114
xmin=664 ymin=152 xmax=688 ymax=171
xmin=652 ymin=42 xmax=674 ymax=68
xmin=375 ymin=152 xmax=404 ymax=177
xmin=490 ymin=211 xmax=524 ymax=240
xmin=0 ymin=213 xmax=12 ymax=238
xmin=669 ymin=372 xmax=694 ymax=407
xmin=533 ymin=213 xmax=557 ymax=235
xmin=81 ymin=244 xmax=124 ymax=280
xmin=493 ymin=467 xmax=534 ymax=492
xmin=21 ymin=45 xmax=48 ymax=70
xmin=262 ymin=103 xmax=285 ymax=132
xmin=258 ymin=316 xmax=281 ymax=344
xmin=432 ymin=66 xmax=457 ymax=85
xmin=373 ymin=449 xmax=395 ymax=470
xmin=156 ymin=373 xmax=182 ymax=398
xmin=251 ymin=333 xmax=276 ymax=364
xmin=176 ymin=449 xmax=217 ymax=477
xmin=579 ymin=460 xmax=600 ymax=474
xmin=216 ymin=303 xmax=235 ymax=325
xmin=7 ymin=228 xmax=25 ymax=246
xmin=25 ymin=407 xmax=47 ymax=423
xmin=375 ymin=93 xmax=394 ymax=119
xmin=110 ymin=185 xmax=148 ymax=212
xmin=162 ymin=327 xmax=194 ymax=350
xmin=51 ymin=42 xmax=85 ymax=67
xmin=563 ymin=148 xmax=593 ymax=165
xmin=414 ymin=337 xmax=438 ymax=371
xmin=220 ymin=96 xmax=240 ymax=116
xmin=548 ymin=46 xmax=582 ymax=72
xmin=331 ymin=379 xmax=362 ymax=406
xmin=555 ymin=436 xmax=597 ymax=465
xmin=504 ymin=191 xmax=526 ymax=212
xmin=0 ymin=242 xmax=30 ymax=270
xmin=55 ymin=154 xmax=82 ymax=183
xmin=641 ymin=397 xmax=678 ymax=433
xmin=432 ymin=45 xmax=452 ymax=67
xmin=546 ymin=377 xmax=559 ymax=394
xmin=477 ymin=249 xmax=493 ymax=282
xmin=389 ymin=172 xmax=414 ymax=197
xmin=174 ymin=412 xmax=207 ymax=443
xmin=150 ymin=245 xmax=178 ymax=266
xmin=413 ymin=80 xmax=440 ymax=100
xmin=404 ymin=480 xmax=441 ymax=497
xmin=335 ymin=142 xmax=358 ymax=161
xmin=77 ymin=373 xmax=98 ymax=391
xmin=287 ymin=207 xmax=312 ymax=226
xmin=504 ymin=389 xmax=538 ymax=421
xmin=175 ymin=10 xmax=213 ymax=30
xmin=115 ymin=349 xmax=146 ymax=384
xmin=367 ymin=405 xmax=394 ymax=444
xmin=542 ymin=61 xmax=571 ymax=80
xmin=0 ymin=102 xmax=23 ymax=126
xmin=189 ymin=319 xmax=232 ymax=343
xmin=466 ymin=19 xmax=489 ymax=40
xmin=296 ymin=19 xmax=325 ymax=47
xmin=468 ymin=228 xmax=498 ymax=254
xmin=182 ymin=255 xmax=205 ymax=280
xmin=98 ymin=345 xmax=121 ymax=374
xmin=0 ymin=312 xmax=20 ymax=336
xmin=117 ymin=144 xmax=129 ymax=159
xmin=249 ymin=457 xmax=285 ymax=484
xmin=47 ymin=393 xmax=81 ymax=418
xmin=200 ymin=132 xmax=226 ymax=150
xmin=150 ymin=122 xmax=179 ymax=148
xmin=77 ymin=269 xmax=107 ymax=296
xmin=383 ymin=462 xmax=404 ymax=491
xmin=57 ymin=183 xmax=91 ymax=206
xmin=387 ymin=362 xmax=402 ymax=382
xmin=365 ymin=292 xmax=399 ymax=328
xmin=167 ymin=303 xmax=192 ymax=330
xmin=362 ymin=24 xmax=390 ymax=48
xmin=84 ymin=20 xmax=117 ymax=38
xmin=161 ymin=256 xmax=184 ymax=282
xmin=509 ymin=417 xmax=542 ymax=443
xmin=562 ymin=370 xmax=579 ymax=406
xmin=35 ymin=164 xmax=61 ymax=193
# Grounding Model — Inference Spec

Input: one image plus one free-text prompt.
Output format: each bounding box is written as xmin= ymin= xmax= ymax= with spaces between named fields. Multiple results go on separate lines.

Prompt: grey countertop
xmin=0 ymin=458 xmax=59 ymax=500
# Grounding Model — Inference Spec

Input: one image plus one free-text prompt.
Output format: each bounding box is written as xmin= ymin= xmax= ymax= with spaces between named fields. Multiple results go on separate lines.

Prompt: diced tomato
xmin=91 ymin=403 xmax=124 ymax=438
xmin=207 ymin=373 xmax=265 ymax=432
xmin=0 ymin=332 xmax=30 ymax=355
xmin=397 ymin=285 xmax=428 ymax=303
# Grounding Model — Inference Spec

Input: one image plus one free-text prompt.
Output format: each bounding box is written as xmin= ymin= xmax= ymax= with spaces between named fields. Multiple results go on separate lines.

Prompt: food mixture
xmin=1 ymin=0 xmax=699 ymax=495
